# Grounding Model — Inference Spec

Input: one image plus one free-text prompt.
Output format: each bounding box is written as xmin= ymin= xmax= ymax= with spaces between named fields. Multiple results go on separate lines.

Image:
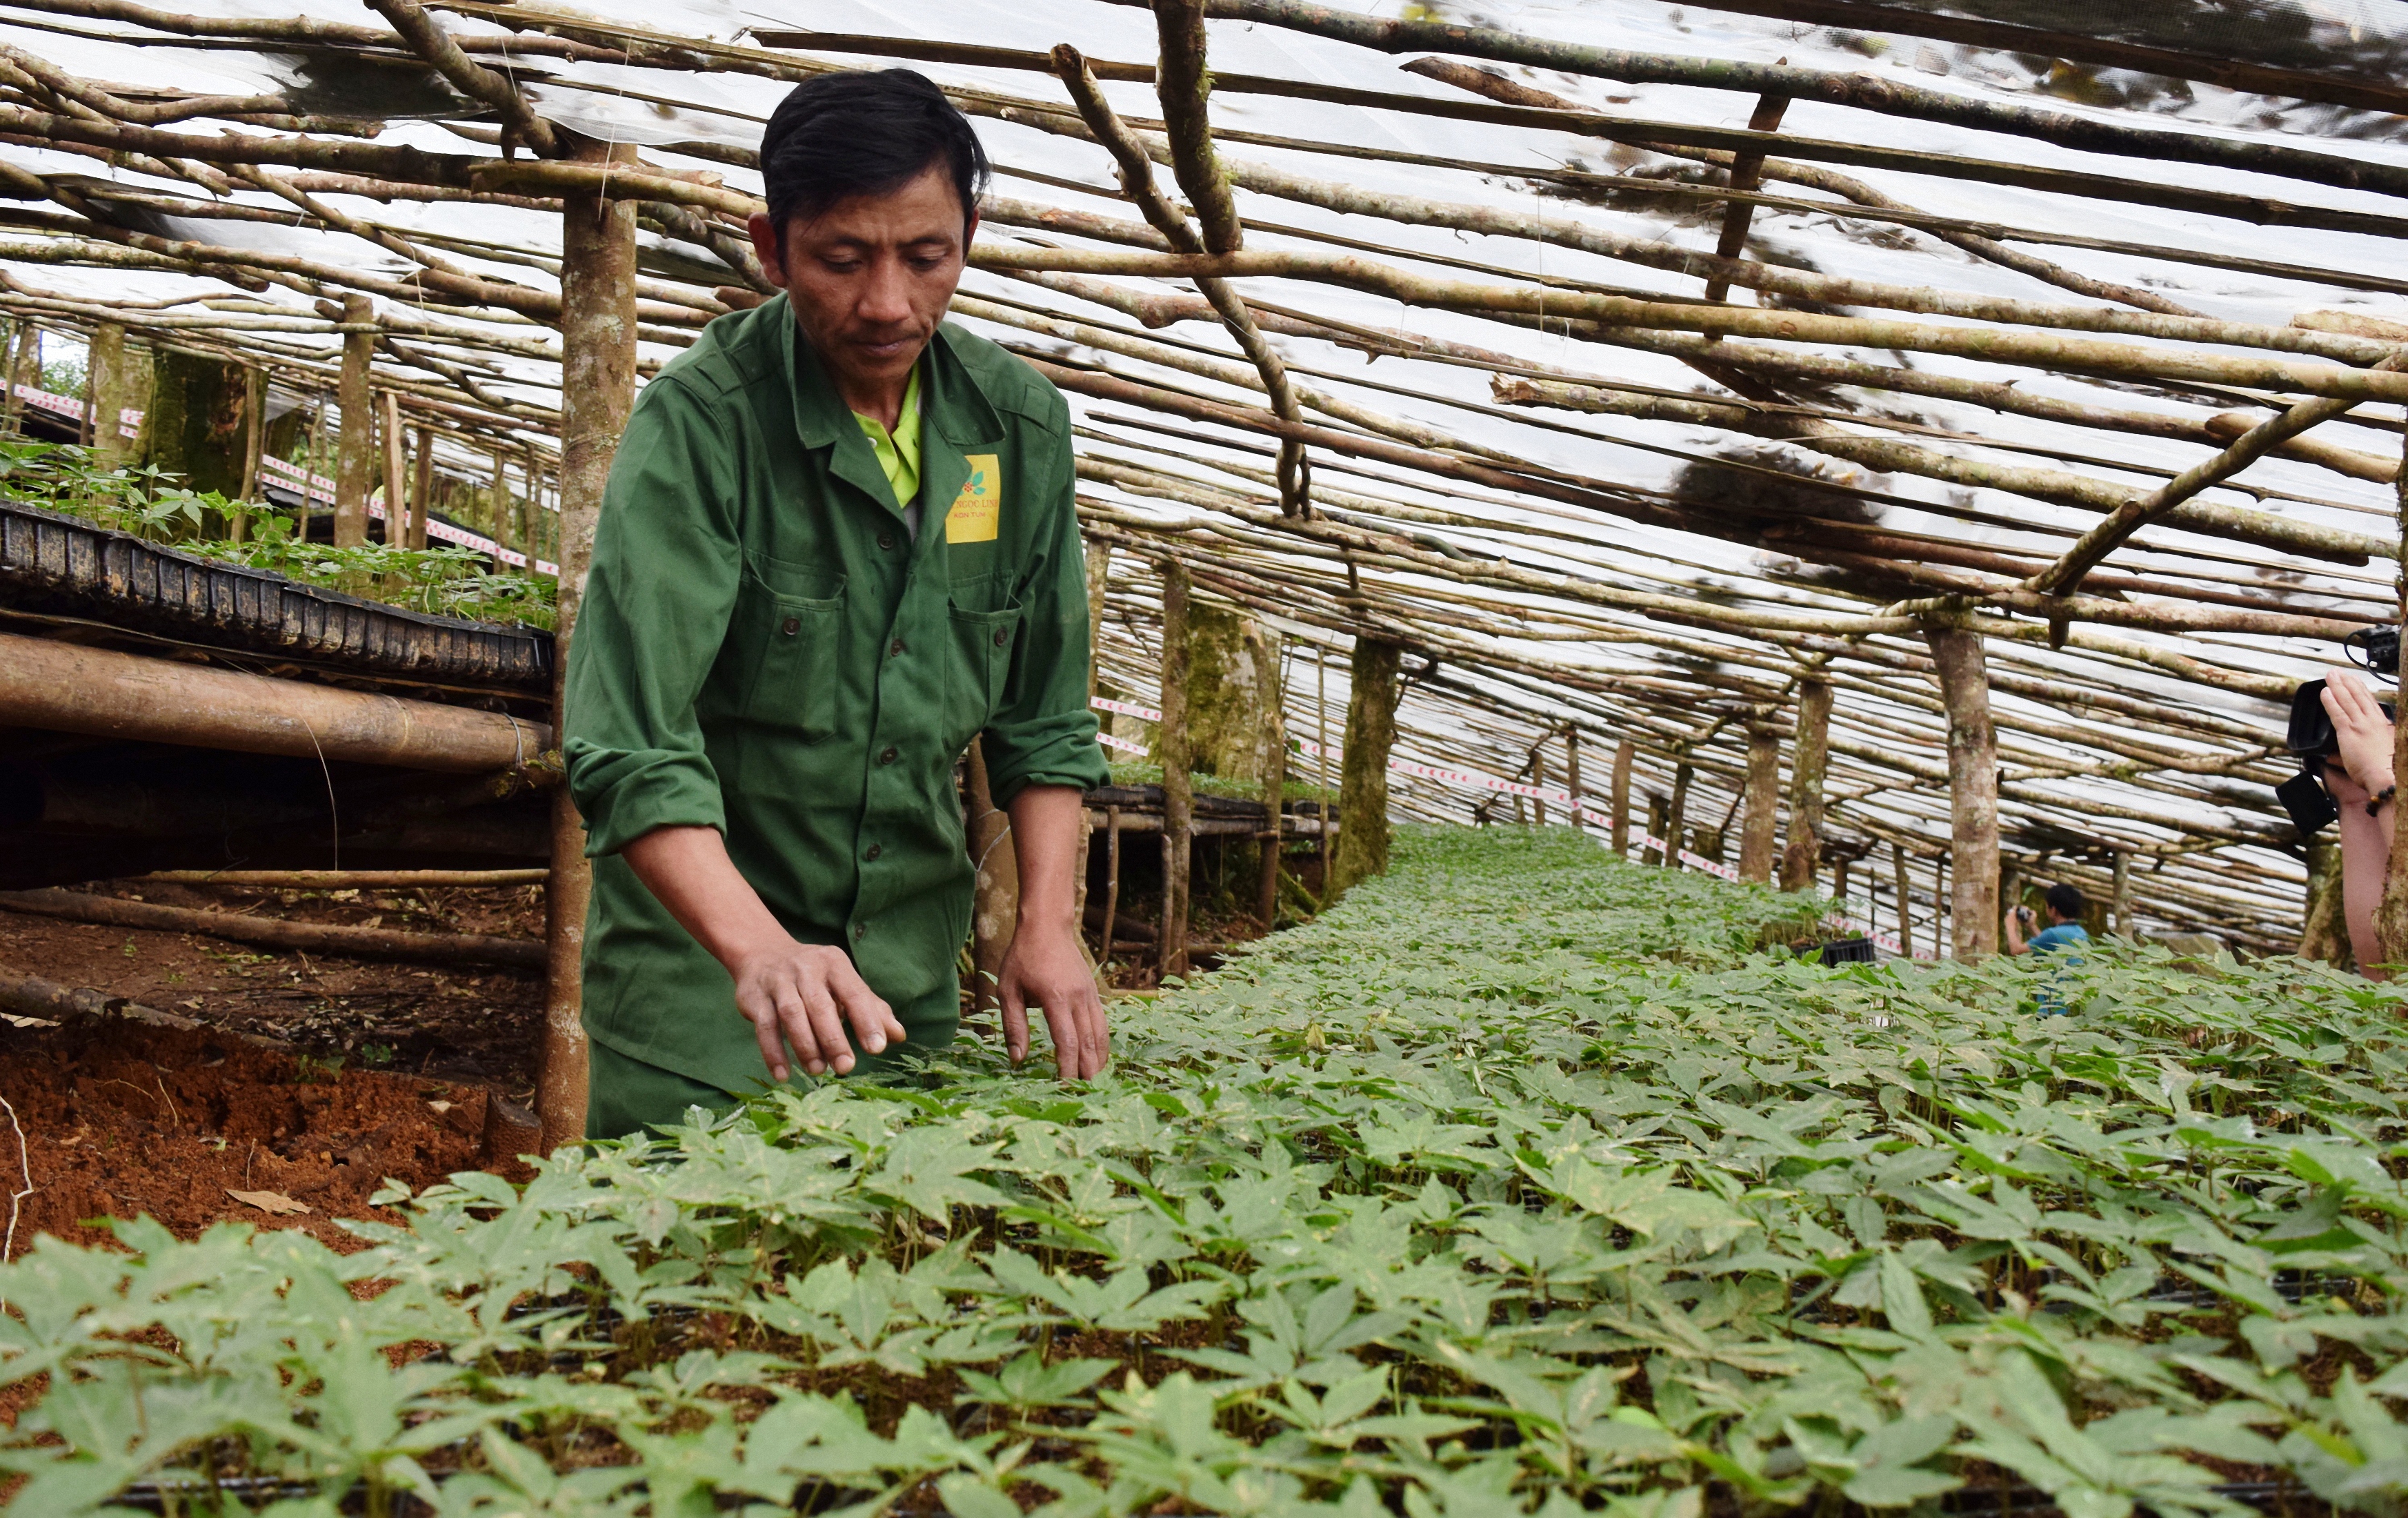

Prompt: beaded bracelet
xmin=2369 ymin=783 xmax=2398 ymax=818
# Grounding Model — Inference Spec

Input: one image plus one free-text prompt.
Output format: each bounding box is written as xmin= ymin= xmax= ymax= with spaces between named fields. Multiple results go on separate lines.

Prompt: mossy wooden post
xmin=146 ymin=348 xmax=252 ymax=500
xmin=2110 ymin=849 xmax=2131 ymax=938
xmin=1644 ymin=793 xmax=1669 ymax=866
xmin=964 ymin=737 xmax=1019 ymax=1023
xmin=538 ymin=139 xmax=639 ymax=1152
xmin=1780 ymin=678 xmax=1832 ymax=892
xmin=1332 ymin=635 xmax=1402 ymax=894
xmin=1609 ymin=738 xmax=1633 ymax=856
xmin=1892 ymin=842 xmax=1913 ymax=958
xmin=3 ymin=321 xmax=30 ymax=433
xmin=2000 ymin=857 xmax=2024 ymax=942
xmin=1738 ymin=721 xmax=1781 ymax=883
xmin=334 ymin=294 xmax=374 ymax=549
xmin=2301 ymin=837 xmax=2354 ymax=970
xmin=1159 ymin=560 xmax=1193 ymax=978
xmin=1926 ymin=626 xmax=2001 ymax=959
xmin=1665 ymin=761 xmax=1693 ymax=866
xmin=410 ymin=425 xmax=435 ymax=551
xmin=1531 ymin=745 xmax=1548 ymax=827
xmin=87 ymin=323 xmax=129 ymax=469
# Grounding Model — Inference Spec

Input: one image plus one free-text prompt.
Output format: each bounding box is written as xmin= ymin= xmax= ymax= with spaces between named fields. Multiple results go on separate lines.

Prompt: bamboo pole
xmin=1609 ymin=738 xmax=1633 ymax=856
xmin=538 ymin=137 xmax=638 ymax=1153
xmin=1332 ymin=635 xmax=1402 ymax=893
xmin=1780 ymin=678 xmax=1831 ymax=894
xmin=1925 ymin=627 xmax=2000 ymax=960
xmin=1159 ymin=558 xmax=1193 ymax=978
xmin=1738 ymin=722 xmax=1780 ymax=884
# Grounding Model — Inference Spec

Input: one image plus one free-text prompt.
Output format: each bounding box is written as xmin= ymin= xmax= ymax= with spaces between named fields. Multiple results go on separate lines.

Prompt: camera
xmin=2280 ymin=627 xmax=2399 ymax=838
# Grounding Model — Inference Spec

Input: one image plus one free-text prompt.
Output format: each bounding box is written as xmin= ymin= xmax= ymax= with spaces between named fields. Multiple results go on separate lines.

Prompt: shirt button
xmin=781 ymin=616 xmax=801 ymax=635
xmin=992 ymin=629 xmax=1008 ymax=647
xmin=879 ymin=745 xmax=898 ymax=765
xmin=864 ymin=842 xmax=882 ymax=861
xmin=888 ymin=637 xmax=905 ymax=658
xmin=851 ymin=923 xmax=866 ymax=943
xmin=877 ymin=531 xmax=895 ymax=551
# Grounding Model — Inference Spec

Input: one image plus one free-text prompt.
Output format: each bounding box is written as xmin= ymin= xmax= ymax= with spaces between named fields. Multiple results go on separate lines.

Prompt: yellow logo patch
xmin=945 ymin=455 xmax=1000 ymax=544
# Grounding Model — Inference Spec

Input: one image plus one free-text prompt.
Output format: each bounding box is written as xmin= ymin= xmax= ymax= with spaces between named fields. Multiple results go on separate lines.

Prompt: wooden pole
xmin=1936 ymin=854 xmax=1952 ymax=958
xmin=1315 ymin=645 xmax=1331 ymax=891
xmin=2000 ymin=856 xmax=2023 ymax=945
xmin=333 ymin=293 xmax=374 ymax=548
xmin=1924 ymin=625 xmax=2001 ymax=960
xmin=2300 ymin=837 xmax=2351 ymax=969
xmin=143 ymin=869 xmax=548 ymax=888
xmin=1255 ymin=637 xmax=1288 ymax=927
xmin=1564 ymin=731 xmax=1583 ymax=833
xmin=87 ymin=322 xmax=128 ymax=469
xmin=1159 ymin=559 xmax=1193 ymax=978
xmin=410 ymin=424 xmax=435 ymax=550
xmin=1609 ymin=738 xmax=1633 ymax=856
xmin=1101 ymin=805 xmax=1123 ymax=959
xmin=379 ymin=390 xmax=405 ymax=546
xmin=301 ymin=390 xmax=327 ymax=542
xmin=1331 ymin=635 xmax=1402 ymax=894
xmin=0 ymin=889 xmax=541 ymax=969
xmin=539 ymin=137 xmax=638 ymax=1152
xmin=1644 ymin=793 xmax=1669 ymax=866
xmin=1084 ymin=538 xmax=1113 ymax=699
xmin=1892 ymin=842 xmax=1913 ymax=959
xmin=1531 ymin=744 xmax=1548 ymax=827
xmin=0 ymin=629 xmax=548 ymax=768
xmin=1738 ymin=721 xmax=1780 ymax=883
xmin=2111 ymin=848 xmax=2131 ymax=938
xmin=964 ymin=737 xmax=1018 ymax=1023
xmin=1665 ymin=761 xmax=1693 ymax=865
xmin=1779 ymin=678 xmax=1832 ymax=892
xmin=1702 ymin=91 xmax=1791 ymax=304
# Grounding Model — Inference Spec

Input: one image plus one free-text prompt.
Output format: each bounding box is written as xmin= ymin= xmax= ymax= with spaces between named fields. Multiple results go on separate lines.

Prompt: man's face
xmin=747 ymin=164 xmax=975 ymax=408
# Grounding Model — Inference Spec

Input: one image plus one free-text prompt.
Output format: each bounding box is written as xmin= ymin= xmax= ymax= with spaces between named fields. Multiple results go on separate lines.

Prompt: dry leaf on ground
xmin=226 ymin=1188 xmax=310 ymax=1216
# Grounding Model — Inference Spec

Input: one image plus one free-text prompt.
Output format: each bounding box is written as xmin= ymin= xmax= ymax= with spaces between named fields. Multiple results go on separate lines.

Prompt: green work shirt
xmin=562 ymin=295 xmax=1108 ymax=1097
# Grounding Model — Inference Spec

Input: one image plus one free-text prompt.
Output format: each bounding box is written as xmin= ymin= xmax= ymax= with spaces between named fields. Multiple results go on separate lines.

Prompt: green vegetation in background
xmin=3 ymin=826 xmax=2406 ymax=1515
xmin=0 ymin=438 xmax=554 ymax=629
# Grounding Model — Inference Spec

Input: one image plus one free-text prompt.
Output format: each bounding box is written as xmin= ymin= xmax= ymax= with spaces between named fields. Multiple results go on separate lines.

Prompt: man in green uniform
xmin=564 ymin=70 xmax=1111 ymax=1138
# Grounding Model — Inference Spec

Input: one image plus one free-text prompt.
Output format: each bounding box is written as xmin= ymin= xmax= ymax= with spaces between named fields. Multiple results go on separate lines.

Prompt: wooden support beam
xmin=1332 ymin=635 xmax=1402 ymax=894
xmin=1159 ymin=558 xmax=1193 ymax=977
xmin=1738 ymin=722 xmax=1780 ymax=884
xmin=333 ymin=292 xmax=372 ymax=547
xmin=1665 ymin=761 xmax=1693 ymax=866
xmin=539 ymin=137 xmax=637 ymax=1152
xmin=0 ymin=630 xmax=549 ymax=769
xmin=2300 ymin=838 xmax=2350 ymax=970
xmin=87 ymin=320 xmax=128 ymax=468
xmin=1256 ymin=640 xmax=1288 ymax=927
xmin=1644 ymin=792 xmax=1668 ymax=867
xmin=1564 ymin=731 xmax=1584 ymax=834
xmin=142 ymin=869 xmax=547 ymax=888
xmin=1779 ymin=678 xmax=1832 ymax=893
xmin=0 ymin=888 xmax=541 ymax=968
xmin=1531 ymin=745 xmax=1547 ymax=827
xmin=236 ymin=363 xmax=263 ymax=514
xmin=2111 ymin=849 xmax=2131 ymax=940
xmin=1702 ymin=91 xmax=1789 ymax=305
xmin=1925 ymin=626 xmax=2000 ymax=960
xmin=409 ymin=422 xmax=434 ymax=550
xmin=379 ymin=388 xmax=404 ymax=544
xmin=1609 ymin=737 xmax=1633 ymax=856
xmin=1100 ymin=805 xmax=1122 ymax=960
xmin=1084 ymin=538 xmax=1113 ymax=700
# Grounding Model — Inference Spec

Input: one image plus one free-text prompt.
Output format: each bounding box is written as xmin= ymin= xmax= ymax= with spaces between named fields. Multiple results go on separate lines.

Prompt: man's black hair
xmin=2044 ymin=883 xmax=2085 ymax=920
xmin=760 ymin=70 xmax=989 ymax=234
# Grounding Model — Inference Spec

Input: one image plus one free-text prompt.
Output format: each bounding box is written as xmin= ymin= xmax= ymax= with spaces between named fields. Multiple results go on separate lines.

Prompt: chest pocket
xmin=733 ymin=553 xmax=845 ymax=743
xmin=944 ymin=593 xmax=1022 ymax=757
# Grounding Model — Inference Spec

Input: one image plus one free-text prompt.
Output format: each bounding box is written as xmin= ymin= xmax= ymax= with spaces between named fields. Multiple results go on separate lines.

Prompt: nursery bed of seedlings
xmin=3 ymin=827 xmax=2404 ymax=1516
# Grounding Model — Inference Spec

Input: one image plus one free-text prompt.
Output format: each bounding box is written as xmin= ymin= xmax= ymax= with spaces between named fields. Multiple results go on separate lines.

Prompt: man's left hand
xmin=996 ymin=923 xmax=1109 ymax=1081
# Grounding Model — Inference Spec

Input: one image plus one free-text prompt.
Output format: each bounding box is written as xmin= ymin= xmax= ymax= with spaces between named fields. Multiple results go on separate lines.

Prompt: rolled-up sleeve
xmin=563 ymin=376 xmax=742 ymax=856
xmin=982 ymin=390 xmax=1109 ymax=806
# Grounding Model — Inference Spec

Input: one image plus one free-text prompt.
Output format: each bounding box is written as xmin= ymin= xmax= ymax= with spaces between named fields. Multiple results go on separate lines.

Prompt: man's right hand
xmin=622 ymin=825 xmax=909 ymax=1083
xmin=730 ymin=938 xmax=907 ymax=1081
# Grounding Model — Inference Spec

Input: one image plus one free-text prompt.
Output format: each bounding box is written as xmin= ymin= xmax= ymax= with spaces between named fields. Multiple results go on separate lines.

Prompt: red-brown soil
xmin=0 ymin=882 xmax=546 ymax=1250
xmin=0 ymin=1015 xmax=528 ymax=1252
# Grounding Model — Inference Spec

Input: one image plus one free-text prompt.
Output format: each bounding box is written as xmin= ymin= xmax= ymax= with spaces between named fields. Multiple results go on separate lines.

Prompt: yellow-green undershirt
xmin=854 ymin=364 xmax=923 ymax=512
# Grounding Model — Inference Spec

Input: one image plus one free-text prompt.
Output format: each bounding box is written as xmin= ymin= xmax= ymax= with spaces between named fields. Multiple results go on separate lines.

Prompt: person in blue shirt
xmin=2005 ymin=883 xmax=2090 ymax=1012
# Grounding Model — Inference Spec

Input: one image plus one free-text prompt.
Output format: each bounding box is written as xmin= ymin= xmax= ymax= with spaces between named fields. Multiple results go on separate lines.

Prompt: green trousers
xmin=583 ymin=1021 xmax=959 ymax=1142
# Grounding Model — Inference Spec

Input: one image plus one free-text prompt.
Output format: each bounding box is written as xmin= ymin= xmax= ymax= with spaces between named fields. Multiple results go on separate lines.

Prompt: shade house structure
xmin=3 ymin=0 xmax=2408 ymax=1138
